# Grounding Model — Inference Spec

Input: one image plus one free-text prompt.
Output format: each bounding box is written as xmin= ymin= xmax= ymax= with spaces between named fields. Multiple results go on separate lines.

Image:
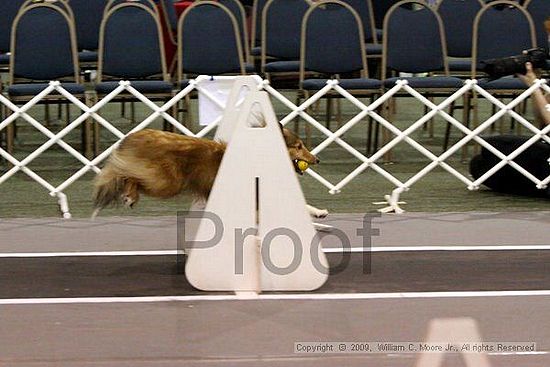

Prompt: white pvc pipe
xmin=2 ymin=77 xmax=549 ymax=217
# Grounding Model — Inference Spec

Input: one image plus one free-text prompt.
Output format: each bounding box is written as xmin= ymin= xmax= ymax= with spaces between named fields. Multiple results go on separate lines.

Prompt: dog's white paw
xmin=311 ymin=208 xmax=329 ymax=218
xmin=309 ymin=207 xmax=328 ymax=218
xmin=306 ymin=204 xmax=329 ymax=218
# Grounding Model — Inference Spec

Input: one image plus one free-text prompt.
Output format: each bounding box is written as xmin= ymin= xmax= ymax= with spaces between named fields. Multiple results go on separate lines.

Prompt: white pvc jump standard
xmin=185 ymin=82 xmax=329 ymax=293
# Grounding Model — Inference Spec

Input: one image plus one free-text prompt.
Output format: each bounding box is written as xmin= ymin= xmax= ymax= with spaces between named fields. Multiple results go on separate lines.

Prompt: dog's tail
xmin=92 ymin=152 xmax=126 ymax=216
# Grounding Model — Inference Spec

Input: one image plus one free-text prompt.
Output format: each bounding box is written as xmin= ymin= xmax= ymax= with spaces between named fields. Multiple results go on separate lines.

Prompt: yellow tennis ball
xmin=297 ymin=160 xmax=309 ymax=171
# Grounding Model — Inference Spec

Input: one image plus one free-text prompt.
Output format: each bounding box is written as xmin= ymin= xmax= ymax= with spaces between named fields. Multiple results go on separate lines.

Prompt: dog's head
xmin=281 ymin=127 xmax=319 ymax=175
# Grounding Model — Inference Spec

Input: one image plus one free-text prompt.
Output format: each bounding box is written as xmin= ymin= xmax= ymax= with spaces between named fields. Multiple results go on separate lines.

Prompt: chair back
xmin=68 ymin=0 xmax=108 ymax=51
xmin=436 ymin=0 xmax=484 ymax=57
xmin=177 ymin=1 xmax=245 ymax=77
xmin=524 ymin=0 xmax=550 ymax=53
xmin=382 ymin=0 xmax=449 ymax=77
xmin=472 ymin=0 xmax=536 ymax=77
xmin=261 ymin=0 xmax=311 ymax=63
xmin=0 ymin=0 xmax=27 ymax=53
xmin=10 ymin=1 xmax=79 ymax=82
xmin=21 ymin=0 xmax=76 ymax=17
xmin=300 ymin=0 xmax=367 ymax=83
xmin=339 ymin=0 xmax=377 ymax=42
xmin=98 ymin=2 xmax=167 ymax=80
xmin=104 ymin=0 xmax=157 ymax=14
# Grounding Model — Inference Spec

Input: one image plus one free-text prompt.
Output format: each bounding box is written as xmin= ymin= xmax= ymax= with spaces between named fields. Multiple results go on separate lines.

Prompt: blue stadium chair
xmin=261 ymin=0 xmax=311 ymax=83
xmin=381 ymin=0 xmax=464 ymax=160
xmin=177 ymin=1 xmax=246 ymax=82
xmin=436 ymin=0 xmax=484 ymax=74
xmin=0 ymin=0 xmax=26 ymax=149
xmin=0 ymin=0 xmax=26 ymax=146
xmin=95 ymin=1 xmax=173 ymax=142
xmin=524 ymin=0 xmax=550 ymax=55
xmin=472 ymin=0 xmax=537 ymax=87
xmin=6 ymin=0 xmax=92 ymax=157
xmin=382 ymin=0 xmax=463 ymax=89
xmin=449 ymin=1 xmax=537 ymax=155
xmin=176 ymin=1 xmax=247 ymax=125
xmin=299 ymin=0 xmax=382 ymax=149
xmin=436 ymin=0 xmax=484 ymax=151
xmin=0 ymin=0 xmax=27 ymax=71
xmin=67 ymin=0 xmax=108 ymax=68
xmin=97 ymin=1 xmax=170 ymax=92
xmin=300 ymin=1 xmax=381 ymax=92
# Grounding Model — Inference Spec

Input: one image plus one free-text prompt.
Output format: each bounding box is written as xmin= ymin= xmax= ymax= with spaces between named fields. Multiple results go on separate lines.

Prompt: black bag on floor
xmin=469 ymin=135 xmax=550 ymax=197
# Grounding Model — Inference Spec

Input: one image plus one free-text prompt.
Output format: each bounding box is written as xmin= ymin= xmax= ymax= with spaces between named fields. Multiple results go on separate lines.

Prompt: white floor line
xmin=1 ymin=290 xmax=550 ymax=305
xmin=0 ymin=250 xmax=181 ymax=258
xmin=326 ymin=245 xmax=550 ymax=252
xmin=2 ymin=245 xmax=550 ymax=258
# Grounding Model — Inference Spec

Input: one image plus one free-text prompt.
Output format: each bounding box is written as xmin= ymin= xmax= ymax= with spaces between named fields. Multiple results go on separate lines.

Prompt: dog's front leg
xmin=306 ymin=204 xmax=328 ymax=218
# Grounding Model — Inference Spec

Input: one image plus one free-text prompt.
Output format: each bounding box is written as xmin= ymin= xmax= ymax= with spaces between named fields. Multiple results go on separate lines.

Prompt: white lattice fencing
xmin=0 ymin=75 xmax=549 ymax=217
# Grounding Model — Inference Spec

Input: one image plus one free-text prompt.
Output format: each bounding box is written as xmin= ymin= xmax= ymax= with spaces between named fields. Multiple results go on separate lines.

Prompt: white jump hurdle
xmin=185 ymin=85 xmax=328 ymax=292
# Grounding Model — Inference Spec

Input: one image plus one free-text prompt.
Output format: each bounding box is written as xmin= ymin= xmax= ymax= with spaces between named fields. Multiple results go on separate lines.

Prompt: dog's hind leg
xmin=91 ymin=207 xmax=101 ymax=220
xmin=122 ymin=178 xmax=140 ymax=208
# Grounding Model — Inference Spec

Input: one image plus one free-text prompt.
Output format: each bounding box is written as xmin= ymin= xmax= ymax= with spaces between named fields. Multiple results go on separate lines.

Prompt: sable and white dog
xmin=92 ymin=128 xmax=329 ymax=218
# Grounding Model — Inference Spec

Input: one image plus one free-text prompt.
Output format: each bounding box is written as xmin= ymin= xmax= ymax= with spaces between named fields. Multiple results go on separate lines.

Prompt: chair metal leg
xmin=83 ymin=93 xmax=93 ymax=159
xmin=460 ymin=92 xmax=472 ymax=162
xmin=303 ymin=91 xmax=312 ymax=149
xmin=325 ymin=95 xmax=332 ymax=129
xmin=65 ymin=103 xmax=70 ymax=125
xmin=422 ymin=97 xmax=432 ymax=131
xmin=169 ymin=94 xmax=177 ymax=132
xmin=495 ymin=102 xmax=506 ymax=135
xmin=515 ymin=100 xmax=525 ymax=135
xmin=93 ymin=95 xmax=100 ymax=157
xmin=294 ymin=92 xmax=302 ymax=134
xmin=366 ymin=96 xmax=374 ymax=155
xmin=473 ymin=92 xmax=482 ymax=156
xmin=45 ymin=104 xmax=51 ymax=126
xmin=336 ymin=97 xmax=342 ymax=129
xmin=428 ymin=96 xmax=434 ymax=138
xmin=373 ymin=117 xmax=380 ymax=155
xmin=366 ymin=118 xmax=373 ymax=156
xmin=6 ymin=108 xmax=14 ymax=169
xmin=130 ymin=102 xmax=136 ymax=123
xmin=381 ymin=100 xmax=393 ymax=163
xmin=305 ymin=121 xmax=312 ymax=149
xmin=184 ymin=94 xmax=192 ymax=129
xmin=443 ymin=100 xmax=456 ymax=152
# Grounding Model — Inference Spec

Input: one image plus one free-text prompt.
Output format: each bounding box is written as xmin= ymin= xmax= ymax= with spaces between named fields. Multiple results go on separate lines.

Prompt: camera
xmin=479 ymin=48 xmax=548 ymax=79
